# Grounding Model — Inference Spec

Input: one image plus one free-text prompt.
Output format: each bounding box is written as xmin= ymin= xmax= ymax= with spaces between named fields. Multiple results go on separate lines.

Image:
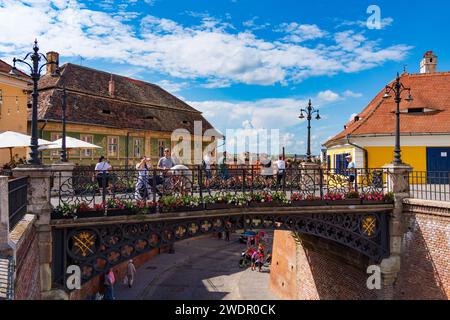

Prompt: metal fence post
xmin=319 ymin=168 xmax=324 ymax=199
xmin=242 ymin=168 xmax=246 ymax=193
xmin=198 ymin=166 xmax=205 ymax=209
xmin=251 ymin=165 xmax=254 ymax=195
xmin=0 ymin=176 xmax=10 ymax=246
xmin=102 ymin=173 xmax=107 ymax=216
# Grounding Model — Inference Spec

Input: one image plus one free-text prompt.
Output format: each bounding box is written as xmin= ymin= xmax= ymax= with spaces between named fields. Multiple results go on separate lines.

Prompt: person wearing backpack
xmin=202 ymin=151 xmax=213 ymax=189
xmin=259 ymin=154 xmax=274 ymax=190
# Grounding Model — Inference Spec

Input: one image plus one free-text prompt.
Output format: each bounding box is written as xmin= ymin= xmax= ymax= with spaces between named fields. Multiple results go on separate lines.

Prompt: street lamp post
xmin=299 ymin=99 xmax=321 ymax=162
xmin=383 ymin=72 xmax=413 ymax=165
xmin=60 ymin=85 xmax=68 ymax=162
xmin=10 ymin=40 xmax=59 ymax=165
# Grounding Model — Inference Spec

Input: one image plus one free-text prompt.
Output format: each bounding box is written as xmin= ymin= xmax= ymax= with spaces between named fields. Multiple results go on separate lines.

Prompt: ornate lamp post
xmin=299 ymin=99 xmax=321 ymax=162
xmin=382 ymin=72 xmax=413 ymax=165
xmin=10 ymin=40 xmax=59 ymax=165
xmin=60 ymin=84 xmax=68 ymax=162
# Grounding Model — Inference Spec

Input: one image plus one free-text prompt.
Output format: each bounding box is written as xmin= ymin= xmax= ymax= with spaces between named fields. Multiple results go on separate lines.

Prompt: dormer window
xmin=145 ymin=115 xmax=155 ymax=120
xmin=408 ymin=108 xmax=424 ymax=113
xmin=354 ymin=116 xmax=360 ymax=122
xmin=182 ymin=120 xmax=189 ymax=125
xmin=102 ymin=109 xmax=111 ymax=115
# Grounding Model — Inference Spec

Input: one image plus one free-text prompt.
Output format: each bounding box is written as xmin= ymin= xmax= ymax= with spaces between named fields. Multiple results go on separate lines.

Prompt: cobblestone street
xmin=115 ymin=232 xmax=279 ymax=300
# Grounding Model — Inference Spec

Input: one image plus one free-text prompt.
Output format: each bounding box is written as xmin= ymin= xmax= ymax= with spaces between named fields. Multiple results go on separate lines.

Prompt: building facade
xmin=35 ymin=53 xmax=219 ymax=166
xmin=0 ymin=59 xmax=31 ymax=166
xmin=323 ymin=51 xmax=450 ymax=174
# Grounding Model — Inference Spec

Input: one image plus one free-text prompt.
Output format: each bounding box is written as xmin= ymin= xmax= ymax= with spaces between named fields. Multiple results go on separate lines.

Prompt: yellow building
xmin=0 ymin=59 xmax=31 ymax=166
xmin=323 ymin=51 xmax=450 ymax=177
xmin=36 ymin=53 xmax=220 ymax=167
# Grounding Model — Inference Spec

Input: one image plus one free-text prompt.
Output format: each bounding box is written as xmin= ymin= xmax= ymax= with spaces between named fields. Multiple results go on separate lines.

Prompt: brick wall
xmin=395 ymin=199 xmax=450 ymax=299
xmin=14 ymin=223 xmax=41 ymax=300
xmin=269 ymin=200 xmax=450 ymax=300
xmin=269 ymin=230 xmax=298 ymax=299
xmin=270 ymin=230 xmax=377 ymax=300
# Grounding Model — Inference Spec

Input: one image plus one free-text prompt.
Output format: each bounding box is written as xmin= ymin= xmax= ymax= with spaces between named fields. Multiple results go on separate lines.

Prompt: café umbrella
xmin=38 ymin=136 xmax=102 ymax=151
xmin=0 ymin=131 xmax=55 ymax=162
xmin=38 ymin=136 xmax=102 ymax=160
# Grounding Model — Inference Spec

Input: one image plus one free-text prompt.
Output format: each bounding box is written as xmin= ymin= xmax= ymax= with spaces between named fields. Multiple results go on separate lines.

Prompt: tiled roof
xmin=0 ymin=59 xmax=31 ymax=79
xmin=325 ymin=72 xmax=450 ymax=145
xmin=36 ymin=63 xmax=220 ymax=135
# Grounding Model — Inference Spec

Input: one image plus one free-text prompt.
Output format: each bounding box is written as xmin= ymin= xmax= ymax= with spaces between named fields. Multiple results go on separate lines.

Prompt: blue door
xmin=426 ymin=147 xmax=450 ymax=184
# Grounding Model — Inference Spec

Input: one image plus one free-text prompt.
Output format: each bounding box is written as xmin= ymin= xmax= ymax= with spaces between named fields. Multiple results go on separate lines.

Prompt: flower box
xmin=160 ymin=206 xmax=203 ymax=213
xmin=249 ymin=201 xmax=287 ymax=208
xmin=326 ymin=199 xmax=361 ymax=205
xmin=291 ymin=200 xmax=326 ymax=207
xmin=361 ymin=199 xmax=392 ymax=205
xmin=205 ymin=203 xmax=230 ymax=210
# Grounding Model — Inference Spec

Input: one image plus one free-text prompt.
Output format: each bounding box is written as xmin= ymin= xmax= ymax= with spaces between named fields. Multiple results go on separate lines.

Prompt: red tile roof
xmin=0 ymin=59 xmax=31 ymax=79
xmin=35 ymin=63 xmax=220 ymax=136
xmin=325 ymin=72 xmax=450 ymax=146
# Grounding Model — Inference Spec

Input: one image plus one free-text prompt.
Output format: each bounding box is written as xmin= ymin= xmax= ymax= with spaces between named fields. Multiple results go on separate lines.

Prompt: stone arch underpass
xmin=50 ymin=204 xmax=392 ymax=297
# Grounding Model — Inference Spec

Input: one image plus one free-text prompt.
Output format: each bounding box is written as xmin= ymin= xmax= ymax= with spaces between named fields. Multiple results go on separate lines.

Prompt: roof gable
xmin=325 ymin=72 xmax=450 ymax=145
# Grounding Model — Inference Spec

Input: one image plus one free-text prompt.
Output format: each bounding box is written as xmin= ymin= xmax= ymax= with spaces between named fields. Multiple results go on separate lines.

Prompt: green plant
xmin=384 ymin=192 xmax=395 ymax=202
xmin=345 ymin=191 xmax=360 ymax=199
xmin=55 ymin=203 xmax=79 ymax=216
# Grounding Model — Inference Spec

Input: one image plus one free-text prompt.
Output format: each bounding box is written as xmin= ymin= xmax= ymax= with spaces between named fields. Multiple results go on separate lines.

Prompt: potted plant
xmin=159 ymin=195 xmax=202 ymax=213
xmin=290 ymin=193 xmax=325 ymax=206
xmin=52 ymin=203 xmax=78 ymax=219
xmin=204 ymin=194 xmax=229 ymax=210
xmin=361 ymin=191 xmax=394 ymax=204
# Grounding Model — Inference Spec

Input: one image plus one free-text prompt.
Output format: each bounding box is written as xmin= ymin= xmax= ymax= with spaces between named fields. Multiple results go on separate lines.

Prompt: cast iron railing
xmin=8 ymin=177 xmax=28 ymax=231
xmin=50 ymin=167 xmax=394 ymax=217
xmin=410 ymin=171 xmax=450 ymax=202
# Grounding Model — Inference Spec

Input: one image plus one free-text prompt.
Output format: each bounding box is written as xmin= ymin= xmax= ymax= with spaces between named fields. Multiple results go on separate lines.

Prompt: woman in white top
xmin=135 ymin=156 xmax=152 ymax=200
xmin=95 ymin=156 xmax=112 ymax=192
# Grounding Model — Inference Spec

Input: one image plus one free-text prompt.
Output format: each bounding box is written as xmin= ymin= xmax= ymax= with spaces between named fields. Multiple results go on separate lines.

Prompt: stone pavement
xmin=115 ymin=233 xmax=279 ymax=300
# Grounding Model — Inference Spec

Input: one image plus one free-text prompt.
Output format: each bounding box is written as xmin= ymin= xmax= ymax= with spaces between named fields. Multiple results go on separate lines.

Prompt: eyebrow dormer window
xmin=102 ymin=109 xmax=111 ymax=115
xmin=182 ymin=120 xmax=189 ymax=125
xmin=408 ymin=108 xmax=424 ymax=113
xmin=145 ymin=116 xmax=155 ymax=120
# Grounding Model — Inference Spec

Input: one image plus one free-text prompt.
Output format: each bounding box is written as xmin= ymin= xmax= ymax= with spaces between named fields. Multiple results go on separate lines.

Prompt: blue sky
xmin=1 ymin=0 xmax=449 ymax=155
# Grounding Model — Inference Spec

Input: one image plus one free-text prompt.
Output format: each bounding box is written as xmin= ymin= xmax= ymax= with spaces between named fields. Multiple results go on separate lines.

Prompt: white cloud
xmin=317 ymin=90 xmax=341 ymax=102
xmin=276 ymin=23 xmax=327 ymax=43
xmin=0 ymin=1 xmax=411 ymax=87
xmin=336 ymin=17 xmax=394 ymax=30
xmin=156 ymin=80 xmax=188 ymax=93
xmin=343 ymin=90 xmax=363 ymax=98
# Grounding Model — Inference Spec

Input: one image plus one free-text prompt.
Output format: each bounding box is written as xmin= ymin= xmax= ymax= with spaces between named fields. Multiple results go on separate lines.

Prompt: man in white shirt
xmin=346 ymin=154 xmax=356 ymax=191
xmin=95 ymin=156 xmax=112 ymax=193
xmin=275 ymin=155 xmax=286 ymax=187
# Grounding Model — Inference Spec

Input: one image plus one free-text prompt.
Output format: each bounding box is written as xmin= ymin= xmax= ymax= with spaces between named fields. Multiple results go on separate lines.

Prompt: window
xmin=50 ymin=132 xmax=62 ymax=156
xmin=334 ymin=153 xmax=350 ymax=174
xmin=16 ymin=96 xmax=19 ymax=112
xmin=80 ymin=134 xmax=94 ymax=157
xmin=102 ymin=109 xmax=111 ymax=115
xmin=408 ymin=108 xmax=424 ymax=113
xmin=108 ymin=136 xmax=119 ymax=157
xmin=134 ymin=138 xmax=143 ymax=158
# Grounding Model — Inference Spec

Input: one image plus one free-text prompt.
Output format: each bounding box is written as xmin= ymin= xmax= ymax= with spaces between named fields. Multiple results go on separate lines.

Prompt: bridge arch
xmin=50 ymin=205 xmax=391 ymax=290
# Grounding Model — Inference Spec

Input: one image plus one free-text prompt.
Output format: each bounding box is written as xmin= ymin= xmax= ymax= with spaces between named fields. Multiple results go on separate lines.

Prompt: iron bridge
xmin=51 ymin=206 xmax=391 ymax=288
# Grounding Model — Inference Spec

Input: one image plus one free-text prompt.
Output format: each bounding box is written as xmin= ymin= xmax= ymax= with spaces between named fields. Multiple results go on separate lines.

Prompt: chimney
xmin=46 ymin=51 xmax=59 ymax=75
xmin=420 ymin=51 xmax=437 ymax=74
xmin=109 ymin=74 xmax=115 ymax=97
